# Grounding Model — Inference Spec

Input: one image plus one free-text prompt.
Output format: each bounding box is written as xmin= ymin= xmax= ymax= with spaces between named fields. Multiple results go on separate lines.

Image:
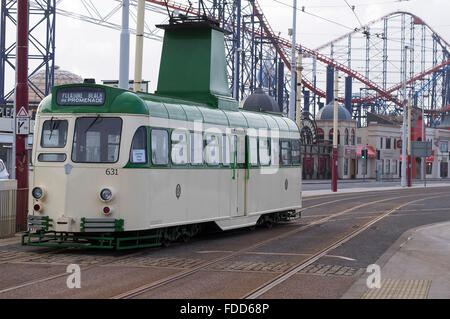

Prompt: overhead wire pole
xmin=119 ymin=0 xmax=130 ymax=89
xmin=288 ymin=0 xmax=297 ymax=120
xmin=332 ymin=68 xmax=339 ymax=192
xmin=134 ymin=0 xmax=146 ymax=92
xmin=401 ymin=45 xmax=408 ymax=188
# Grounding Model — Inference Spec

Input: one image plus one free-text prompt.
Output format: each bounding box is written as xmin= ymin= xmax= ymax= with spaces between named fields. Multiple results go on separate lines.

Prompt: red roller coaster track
xmin=147 ymin=1 xmax=448 ymax=109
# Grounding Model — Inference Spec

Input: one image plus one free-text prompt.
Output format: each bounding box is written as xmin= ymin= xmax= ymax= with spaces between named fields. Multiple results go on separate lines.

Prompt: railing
xmin=0 ymin=180 xmax=17 ymax=238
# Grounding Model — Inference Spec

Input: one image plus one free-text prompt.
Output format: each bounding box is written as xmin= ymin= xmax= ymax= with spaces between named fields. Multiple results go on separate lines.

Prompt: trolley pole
xmin=119 ymin=0 xmax=130 ymax=90
xmin=133 ymin=0 xmax=145 ymax=92
xmin=332 ymin=68 xmax=339 ymax=192
xmin=14 ymin=0 xmax=29 ymax=229
xmin=407 ymin=97 xmax=412 ymax=187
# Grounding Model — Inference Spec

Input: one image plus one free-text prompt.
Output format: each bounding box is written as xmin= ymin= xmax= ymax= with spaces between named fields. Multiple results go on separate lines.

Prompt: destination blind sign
xmin=56 ymin=87 xmax=106 ymax=106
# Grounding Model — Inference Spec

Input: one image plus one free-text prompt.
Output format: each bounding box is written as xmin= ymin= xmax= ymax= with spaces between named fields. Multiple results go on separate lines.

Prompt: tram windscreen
xmin=71 ymin=117 xmax=122 ymax=163
xmin=41 ymin=120 xmax=68 ymax=148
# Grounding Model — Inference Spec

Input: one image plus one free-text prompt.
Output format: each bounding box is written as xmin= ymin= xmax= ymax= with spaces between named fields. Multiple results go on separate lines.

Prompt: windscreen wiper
xmin=84 ymin=115 xmax=101 ymax=133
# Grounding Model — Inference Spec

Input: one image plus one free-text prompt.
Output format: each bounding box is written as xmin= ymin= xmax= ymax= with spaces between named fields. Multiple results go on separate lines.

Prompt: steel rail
xmin=243 ymin=192 xmax=446 ymax=299
xmin=110 ymin=189 xmax=444 ymax=299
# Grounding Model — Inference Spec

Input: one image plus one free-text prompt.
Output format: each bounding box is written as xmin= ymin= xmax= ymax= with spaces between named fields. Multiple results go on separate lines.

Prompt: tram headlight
xmin=100 ymin=188 xmax=113 ymax=201
xmin=32 ymin=187 xmax=44 ymax=200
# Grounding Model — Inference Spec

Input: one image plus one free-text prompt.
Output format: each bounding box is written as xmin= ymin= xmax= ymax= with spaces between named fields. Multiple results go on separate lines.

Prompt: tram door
xmin=231 ymin=131 xmax=246 ymax=217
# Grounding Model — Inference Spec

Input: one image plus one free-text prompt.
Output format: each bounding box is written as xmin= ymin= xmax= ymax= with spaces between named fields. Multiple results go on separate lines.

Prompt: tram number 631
xmin=105 ymin=168 xmax=118 ymax=176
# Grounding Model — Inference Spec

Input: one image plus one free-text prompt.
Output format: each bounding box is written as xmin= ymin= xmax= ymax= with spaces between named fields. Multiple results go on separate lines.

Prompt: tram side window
xmin=281 ymin=141 xmax=291 ymax=165
xmin=291 ymin=140 xmax=301 ymax=165
xmin=190 ymin=132 xmax=203 ymax=165
xmin=130 ymin=126 xmax=147 ymax=164
xmin=205 ymin=134 xmax=220 ymax=165
xmin=222 ymin=135 xmax=230 ymax=166
xmin=249 ymin=136 xmax=258 ymax=166
xmin=151 ymin=129 xmax=169 ymax=165
xmin=171 ymin=130 xmax=188 ymax=165
xmin=41 ymin=120 xmax=68 ymax=148
xmin=259 ymin=137 xmax=270 ymax=166
xmin=72 ymin=117 xmax=122 ymax=163
xmin=236 ymin=135 xmax=246 ymax=164
xmin=271 ymin=138 xmax=280 ymax=165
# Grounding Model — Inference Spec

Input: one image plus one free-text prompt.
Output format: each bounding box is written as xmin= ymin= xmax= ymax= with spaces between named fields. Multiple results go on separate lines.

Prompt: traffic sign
xmin=16 ymin=117 xmax=30 ymax=135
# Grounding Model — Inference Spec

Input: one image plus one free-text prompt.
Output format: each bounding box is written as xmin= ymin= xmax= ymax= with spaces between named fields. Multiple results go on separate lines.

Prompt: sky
xmin=3 ymin=0 xmax=450 ymax=96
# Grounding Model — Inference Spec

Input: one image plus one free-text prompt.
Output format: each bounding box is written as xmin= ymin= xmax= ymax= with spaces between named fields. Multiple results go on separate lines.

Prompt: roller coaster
xmin=1 ymin=0 xmax=449 ymax=126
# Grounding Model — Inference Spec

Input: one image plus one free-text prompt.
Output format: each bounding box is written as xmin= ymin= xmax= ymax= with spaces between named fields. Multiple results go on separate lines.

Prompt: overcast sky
xmin=3 ymin=0 xmax=450 ymax=95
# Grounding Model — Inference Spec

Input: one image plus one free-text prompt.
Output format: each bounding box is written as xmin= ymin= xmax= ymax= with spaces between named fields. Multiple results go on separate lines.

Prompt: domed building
xmin=315 ymin=102 xmax=358 ymax=179
xmin=28 ymin=66 xmax=83 ymax=105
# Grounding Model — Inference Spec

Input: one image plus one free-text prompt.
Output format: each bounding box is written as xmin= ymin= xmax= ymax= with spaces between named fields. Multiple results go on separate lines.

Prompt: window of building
xmin=317 ymin=128 xmax=324 ymax=142
xmin=291 ymin=140 xmax=301 ymax=165
xmin=259 ymin=137 xmax=270 ymax=166
xmin=385 ymin=160 xmax=390 ymax=174
xmin=440 ymin=141 xmax=448 ymax=152
xmin=351 ymin=129 xmax=355 ymax=145
xmin=190 ymin=132 xmax=203 ymax=165
xmin=344 ymin=128 xmax=349 ymax=145
xmin=393 ymin=138 xmax=397 ymax=149
xmin=72 ymin=117 xmax=122 ymax=163
xmin=380 ymin=137 xmax=383 ymax=149
xmin=344 ymin=158 xmax=348 ymax=175
xmin=386 ymin=138 xmax=391 ymax=149
xmin=41 ymin=120 xmax=68 ymax=148
xmin=392 ymin=160 xmax=397 ymax=174
xmin=426 ymin=162 xmax=433 ymax=175
xmin=171 ymin=130 xmax=188 ymax=165
xmin=329 ymin=129 xmax=333 ymax=142
xmin=205 ymin=134 xmax=220 ymax=165
xmin=130 ymin=126 xmax=147 ymax=164
xmin=356 ymin=136 xmax=361 ymax=145
xmin=151 ymin=129 xmax=169 ymax=165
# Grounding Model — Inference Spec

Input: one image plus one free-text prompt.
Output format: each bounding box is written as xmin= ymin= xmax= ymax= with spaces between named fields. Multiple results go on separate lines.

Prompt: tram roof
xmin=38 ymin=83 xmax=299 ymax=133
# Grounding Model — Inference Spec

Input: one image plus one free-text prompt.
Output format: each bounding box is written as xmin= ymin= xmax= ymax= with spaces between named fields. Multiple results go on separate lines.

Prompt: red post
xmin=407 ymin=155 xmax=412 ymax=187
xmin=15 ymin=0 xmax=29 ymax=229
xmin=332 ymin=147 xmax=338 ymax=192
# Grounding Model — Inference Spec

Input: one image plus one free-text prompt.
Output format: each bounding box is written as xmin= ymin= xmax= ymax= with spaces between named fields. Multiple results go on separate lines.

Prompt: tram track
xmin=242 ymin=192 xmax=446 ymax=299
xmin=0 ymin=188 xmax=446 ymax=298
xmin=111 ymin=189 xmax=447 ymax=299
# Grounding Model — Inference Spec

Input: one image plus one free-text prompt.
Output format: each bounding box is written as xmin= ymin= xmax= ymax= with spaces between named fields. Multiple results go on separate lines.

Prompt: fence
xmin=0 ymin=180 xmax=17 ymax=238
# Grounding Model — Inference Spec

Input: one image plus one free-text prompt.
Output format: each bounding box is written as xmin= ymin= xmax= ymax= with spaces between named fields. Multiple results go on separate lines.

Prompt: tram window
xmin=236 ymin=135 xmax=245 ymax=164
xmin=38 ymin=153 xmax=67 ymax=162
xmin=222 ymin=135 xmax=230 ymax=166
xmin=190 ymin=132 xmax=203 ymax=165
xmin=130 ymin=126 xmax=147 ymax=164
xmin=291 ymin=140 xmax=301 ymax=165
xmin=72 ymin=117 xmax=122 ymax=163
xmin=281 ymin=141 xmax=291 ymax=165
xmin=259 ymin=138 xmax=270 ymax=166
xmin=151 ymin=129 xmax=169 ymax=165
xmin=205 ymin=134 xmax=220 ymax=165
xmin=41 ymin=120 xmax=68 ymax=148
xmin=271 ymin=138 xmax=280 ymax=165
xmin=249 ymin=136 xmax=258 ymax=166
xmin=171 ymin=130 xmax=188 ymax=165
